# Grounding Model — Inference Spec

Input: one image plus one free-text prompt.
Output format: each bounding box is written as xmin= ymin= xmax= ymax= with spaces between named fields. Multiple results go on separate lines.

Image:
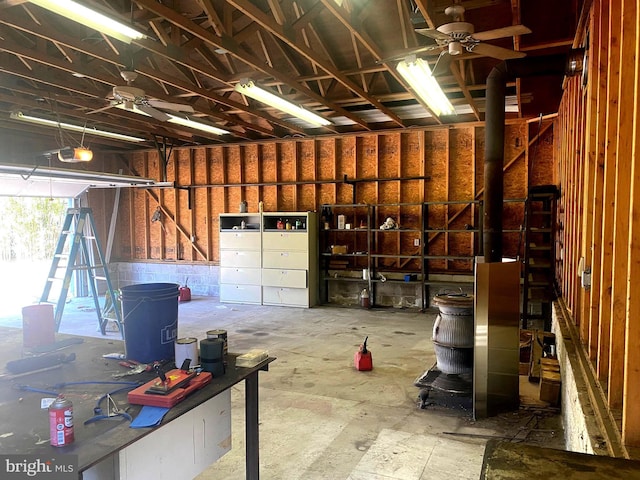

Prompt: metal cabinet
xmin=219 ymin=214 xmax=262 ymax=304
xmin=218 ymin=212 xmax=317 ymax=308
xmin=261 ymin=212 xmax=317 ymax=308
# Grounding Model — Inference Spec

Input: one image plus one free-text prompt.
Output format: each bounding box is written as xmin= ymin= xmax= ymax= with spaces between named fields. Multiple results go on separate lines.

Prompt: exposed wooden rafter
xmin=0 ymin=0 xmax=578 ymax=148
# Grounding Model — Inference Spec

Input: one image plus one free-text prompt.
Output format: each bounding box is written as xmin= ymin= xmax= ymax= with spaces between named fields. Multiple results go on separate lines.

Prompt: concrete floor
xmin=0 ymin=297 xmax=564 ymax=480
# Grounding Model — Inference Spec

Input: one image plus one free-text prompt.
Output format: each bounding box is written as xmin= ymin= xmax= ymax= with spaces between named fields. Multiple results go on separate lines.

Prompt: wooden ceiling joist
xmin=0 ymin=0 xmax=578 ymax=147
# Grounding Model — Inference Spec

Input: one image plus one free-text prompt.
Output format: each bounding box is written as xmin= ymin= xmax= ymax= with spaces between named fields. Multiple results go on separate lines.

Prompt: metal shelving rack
xmin=319 ymin=200 xmax=484 ymax=310
xmin=369 ymin=203 xmax=427 ymax=308
xmin=521 ymin=186 xmax=558 ymax=330
xmin=319 ymin=203 xmax=427 ymax=309
xmin=319 ymin=204 xmax=372 ymax=304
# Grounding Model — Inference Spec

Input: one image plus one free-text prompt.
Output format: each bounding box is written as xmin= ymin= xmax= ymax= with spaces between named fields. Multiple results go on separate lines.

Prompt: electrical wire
xmin=14 ymin=385 xmax=58 ymax=396
xmin=52 ymin=380 xmax=140 ymax=389
xmin=16 ymin=380 xmax=140 ymax=395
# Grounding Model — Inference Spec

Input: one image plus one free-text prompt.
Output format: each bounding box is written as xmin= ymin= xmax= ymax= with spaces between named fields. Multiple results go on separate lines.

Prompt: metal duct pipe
xmin=483 ymin=53 xmax=575 ymax=262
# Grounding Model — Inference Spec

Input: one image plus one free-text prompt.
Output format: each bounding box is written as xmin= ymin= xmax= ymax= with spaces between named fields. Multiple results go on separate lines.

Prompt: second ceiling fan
xmin=92 ymin=70 xmax=195 ymax=121
xmin=413 ymin=3 xmax=531 ymax=62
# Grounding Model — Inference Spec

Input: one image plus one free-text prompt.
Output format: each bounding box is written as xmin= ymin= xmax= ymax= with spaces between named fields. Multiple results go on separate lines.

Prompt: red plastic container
xmin=178 ymin=286 xmax=191 ymax=302
xmin=22 ymin=304 xmax=55 ymax=348
xmin=354 ymin=336 xmax=373 ymax=371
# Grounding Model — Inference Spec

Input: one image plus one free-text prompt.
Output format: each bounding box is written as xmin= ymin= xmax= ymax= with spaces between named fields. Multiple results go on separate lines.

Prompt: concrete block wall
xmin=552 ymin=302 xmax=609 ymax=455
xmin=110 ymin=262 xmax=220 ymax=297
xmin=326 ymin=274 xmax=473 ymax=308
xmin=327 ymin=279 xmax=423 ymax=308
xmin=109 ymin=263 xmax=471 ymax=310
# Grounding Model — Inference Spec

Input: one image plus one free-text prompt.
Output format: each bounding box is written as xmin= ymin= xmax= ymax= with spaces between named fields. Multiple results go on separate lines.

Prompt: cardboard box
xmin=540 ymin=357 xmax=560 ymax=373
xmin=529 ymin=330 xmax=556 ymax=380
xmin=539 ymin=369 xmax=561 ymax=405
xmin=519 ymin=330 xmax=533 ymax=376
xmin=331 ymin=245 xmax=348 ymax=254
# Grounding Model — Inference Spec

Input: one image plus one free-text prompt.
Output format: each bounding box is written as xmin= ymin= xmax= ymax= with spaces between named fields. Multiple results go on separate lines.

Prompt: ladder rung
xmin=94 ymin=276 xmax=107 ymax=281
xmin=529 ymin=262 xmax=552 ymax=269
xmin=83 ymin=235 xmax=96 ymax=240
xmin=47 ymin=277 xmax=65 ymax=282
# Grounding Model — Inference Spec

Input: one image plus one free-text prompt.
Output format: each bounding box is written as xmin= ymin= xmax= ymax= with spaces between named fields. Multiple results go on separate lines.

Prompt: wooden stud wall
xmin=555 ymin=0 xmax=640 ymax=447
xmin=99 ymin=123 xmax=550 ymax=273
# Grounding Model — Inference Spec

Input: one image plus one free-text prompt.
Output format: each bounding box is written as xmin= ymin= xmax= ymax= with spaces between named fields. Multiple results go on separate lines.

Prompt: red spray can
xmin=354 ymin=336 xmax=373 ymax=371
xmin=49 ymin=395 xmax=74 ymax=447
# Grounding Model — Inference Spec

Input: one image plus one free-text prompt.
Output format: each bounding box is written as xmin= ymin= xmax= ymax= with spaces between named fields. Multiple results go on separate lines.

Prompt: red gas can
xmin=354 ymin=336 xmax=373 ymax=371
xmin=179 ymin=286 xmax=191 ymax=302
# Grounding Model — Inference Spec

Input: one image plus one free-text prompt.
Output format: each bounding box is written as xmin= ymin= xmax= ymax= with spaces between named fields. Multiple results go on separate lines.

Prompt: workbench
xmin=0 ymin=328 xmax=274 ymax=480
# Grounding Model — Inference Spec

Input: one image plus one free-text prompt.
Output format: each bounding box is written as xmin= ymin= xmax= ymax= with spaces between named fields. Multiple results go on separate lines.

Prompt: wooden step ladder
xmin=521 ymin=185 xmax=558 ymax=331
xmin=40 ymin=207 xmax=123 ymax=336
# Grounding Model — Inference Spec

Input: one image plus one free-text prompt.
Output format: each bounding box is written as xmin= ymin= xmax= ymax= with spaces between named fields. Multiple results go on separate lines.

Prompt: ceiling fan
xmin=91 ymin=70 xmax=195 ymax=121
xmin=414 ymin=4 xmax=531 ymax=61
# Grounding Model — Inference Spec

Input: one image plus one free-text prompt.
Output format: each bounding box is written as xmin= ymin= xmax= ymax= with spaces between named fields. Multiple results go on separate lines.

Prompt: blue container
xmin=121 ymin=283 xmax=179 ymax=363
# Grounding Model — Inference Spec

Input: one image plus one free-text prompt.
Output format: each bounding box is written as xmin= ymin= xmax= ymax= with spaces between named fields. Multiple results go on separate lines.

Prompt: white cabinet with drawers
xmin=261 ymin=212 xmax=317 ymax=308
xmin=218 ymin=212 xmax=317 ymax=308
xmin=219 ymin=214 xmax=262 ymax=304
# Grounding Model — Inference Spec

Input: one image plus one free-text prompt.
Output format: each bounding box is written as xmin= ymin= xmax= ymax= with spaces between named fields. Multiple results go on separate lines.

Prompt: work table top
xmin=0 ymin=327 xmax=273 ymax=472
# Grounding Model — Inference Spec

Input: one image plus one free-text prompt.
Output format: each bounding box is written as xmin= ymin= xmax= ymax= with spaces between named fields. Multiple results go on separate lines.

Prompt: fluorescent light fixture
xmin=10 ymin=111 xmax=146 ymax=143
xmin=167 ymin=115 xmax=230 ymax=136
xmin=115 ymin=104 xmax=229 ymax=136
xmin=396 ymin=57 xmax=456 ymax=117
xmin=234 ymin=79 xmax=331 ymax=127
xmin=28 ymin=0 xmax=146 ymax=44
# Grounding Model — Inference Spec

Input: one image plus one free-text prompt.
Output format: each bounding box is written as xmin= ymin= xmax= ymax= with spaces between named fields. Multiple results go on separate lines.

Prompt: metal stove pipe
xmin=483 ymin=53 xmax=573 ymax=262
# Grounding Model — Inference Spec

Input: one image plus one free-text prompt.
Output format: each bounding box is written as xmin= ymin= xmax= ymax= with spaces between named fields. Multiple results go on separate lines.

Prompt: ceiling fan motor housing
xmin=113 ymin=85 xmax=146 ymax=102
xmin=436 ymin=22 xmax=474 ymax=39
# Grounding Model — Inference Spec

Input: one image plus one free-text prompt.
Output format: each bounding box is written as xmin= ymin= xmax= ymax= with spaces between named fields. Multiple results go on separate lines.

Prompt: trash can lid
xmin=432 ymin=293 xmax=474 ymax=308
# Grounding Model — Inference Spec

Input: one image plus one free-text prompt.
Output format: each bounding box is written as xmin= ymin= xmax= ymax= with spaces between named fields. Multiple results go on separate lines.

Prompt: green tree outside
xmin=0 ymin=197 xmax=68 ymax=260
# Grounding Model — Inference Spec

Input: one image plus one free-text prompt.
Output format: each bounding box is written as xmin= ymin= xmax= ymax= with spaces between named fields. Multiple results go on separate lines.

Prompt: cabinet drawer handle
xmin=280 ymin=252 xmax=289 ymax=257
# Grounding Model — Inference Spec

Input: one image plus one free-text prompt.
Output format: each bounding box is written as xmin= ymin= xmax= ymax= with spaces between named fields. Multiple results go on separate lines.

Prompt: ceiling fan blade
xmin=148 ymin=100 xmax=195 ymax=113
xmin=136 ymin=104 xmax=171 ymax=121
xmin=472 ymin=43 xmax=526 ymax=60
xmin=415 ymin=28 xmax=450 ymax=41
xmin=87 ymin=104 xmax=116 ymax=115
xmin=473 ymin=25 xmax=532 ymax=42
xmin=432 ymin=52 xmax=453 ymax=77
xmin=378 ymin=44 xmax=443 ymax=64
